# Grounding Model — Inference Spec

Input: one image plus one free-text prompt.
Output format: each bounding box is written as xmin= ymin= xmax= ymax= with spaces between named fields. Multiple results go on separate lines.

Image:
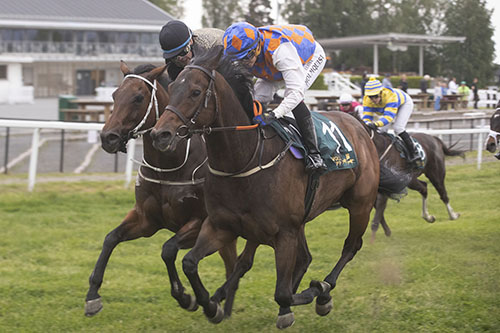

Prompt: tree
xmin=202 ymin=0 xmax=243 ymax=30
xmin=148 ymin=0 xmax=184 ymax=18
xmin=441 ymin=0 xmax=495 ymax=85
xmin=244 ymin=0 xmax=274 ymax=26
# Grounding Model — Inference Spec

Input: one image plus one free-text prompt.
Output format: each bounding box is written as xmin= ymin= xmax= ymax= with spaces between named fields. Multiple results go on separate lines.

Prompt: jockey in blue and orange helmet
xmin=222 ymin=22 xmax=328 ymax=172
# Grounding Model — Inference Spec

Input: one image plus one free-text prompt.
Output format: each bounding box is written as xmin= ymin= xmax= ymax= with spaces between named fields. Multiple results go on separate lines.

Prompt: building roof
xmin=318 ymin=33 xmax=465 ymax=50
xmin=0 ymin=0 xmax=174 ymax=31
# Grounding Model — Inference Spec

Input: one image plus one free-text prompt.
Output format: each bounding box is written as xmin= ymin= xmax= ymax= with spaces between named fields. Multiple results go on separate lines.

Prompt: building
xmin=0 ymin=0 xmax=174 ymax=103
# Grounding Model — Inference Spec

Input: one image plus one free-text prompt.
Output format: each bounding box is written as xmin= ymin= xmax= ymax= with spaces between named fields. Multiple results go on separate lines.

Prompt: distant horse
xmin=150 ymin=47 xmax=391 ymax=329
xmin=485 ymin=106 xmax=500 ymax=159
xmin=361 ymin=121 xmax=464 ymax=241
xmin=84 ymin=62 xmax=237 ymax=316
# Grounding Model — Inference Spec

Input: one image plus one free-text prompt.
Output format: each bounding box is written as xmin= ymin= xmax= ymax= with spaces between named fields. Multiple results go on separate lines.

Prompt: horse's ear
xmin=146 ymin=65 xmax=168 ymax=81
xmin=120 ymin=60 xmax=131 ymax=76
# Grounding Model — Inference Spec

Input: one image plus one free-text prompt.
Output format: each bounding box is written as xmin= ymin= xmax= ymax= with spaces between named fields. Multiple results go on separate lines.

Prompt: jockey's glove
xmin=366 ymin=122 xmax=378 ymax=130
xmin=253 ymin=111 xmax=276 ymax=126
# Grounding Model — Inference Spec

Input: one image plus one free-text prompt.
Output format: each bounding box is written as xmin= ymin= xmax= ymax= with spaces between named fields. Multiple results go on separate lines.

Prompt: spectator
xmin=458 ymin=81 xmax=470 ymax=108
xmin=382 ymin=73 xmax=393 ymax=88
xmin=434 ymin=79 xmax=443 ymax=111
xmin=471 ymin=77 xmax=479 ymax=109
xmin=420 ymin=74 xmax=430 ymax=93
xmin=398 ymin=74 xmax=408 ymax=93
xmin=360 ymin=72 xmax=368 ymax=97
xmin=448 ymin=77 xmax=458 ymax=94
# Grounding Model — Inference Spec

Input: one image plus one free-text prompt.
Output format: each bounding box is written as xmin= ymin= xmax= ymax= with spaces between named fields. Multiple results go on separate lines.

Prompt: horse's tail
xmin=378 ymin=162 xmax=413 ymax=201
xmin=437 ymin=137 xmax=466 ymax=159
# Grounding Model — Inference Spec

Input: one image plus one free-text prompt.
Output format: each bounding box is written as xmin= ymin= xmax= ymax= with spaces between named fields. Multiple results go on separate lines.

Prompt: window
xmin=0 ymin=65 xmax=7 ymax=79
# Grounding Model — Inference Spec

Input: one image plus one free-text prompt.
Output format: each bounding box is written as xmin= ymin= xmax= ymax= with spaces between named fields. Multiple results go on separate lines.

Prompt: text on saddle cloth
xmin=269 ymin=111 xmax=358 ymax=172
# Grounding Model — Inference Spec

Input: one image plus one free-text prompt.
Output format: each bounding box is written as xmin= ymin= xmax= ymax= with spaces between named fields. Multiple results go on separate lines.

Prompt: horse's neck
xmin=204 ymin=84 xmax=261 ymax=172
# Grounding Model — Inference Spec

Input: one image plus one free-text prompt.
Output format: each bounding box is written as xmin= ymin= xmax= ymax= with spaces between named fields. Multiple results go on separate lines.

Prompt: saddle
xmin=383 ymin=132 xmax=426 ymax=169
xmin=269 ymin=112 xmax=358 ymax=173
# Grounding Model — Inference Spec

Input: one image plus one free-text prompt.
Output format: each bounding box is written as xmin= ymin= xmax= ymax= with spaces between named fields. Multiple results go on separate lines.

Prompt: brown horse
xmin=150 ymin=47 xmax=385 ymax=329
xmin=85 ymin=61 xmax=237 ymax=316
xmin=361 ymin=121 xmax=464 ymax=241
xmin=486 ymin=107 xmax=500 ymax=159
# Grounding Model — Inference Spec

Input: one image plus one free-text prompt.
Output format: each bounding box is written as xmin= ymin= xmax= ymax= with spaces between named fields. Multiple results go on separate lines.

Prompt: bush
xmin=310 ymin=73 xmax=328 ymax=90
xmin=349 ymin=75 xmax=424 ymax=89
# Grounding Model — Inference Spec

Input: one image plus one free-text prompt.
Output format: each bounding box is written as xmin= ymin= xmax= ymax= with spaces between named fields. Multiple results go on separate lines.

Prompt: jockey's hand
xmin=253 ymin=111 xmax=276 ymax=126
xmin=366 ymin=122 xmax=378 ymax=130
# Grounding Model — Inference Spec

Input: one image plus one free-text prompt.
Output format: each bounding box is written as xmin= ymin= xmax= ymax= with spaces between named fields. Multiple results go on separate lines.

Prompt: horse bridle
xmin=488 ymin=110 xmax=500 ymax=145
xmin=165 ymin=65 xmax=219 ymax=138
xmin=123 ymin=74 xmax=160 ymax=140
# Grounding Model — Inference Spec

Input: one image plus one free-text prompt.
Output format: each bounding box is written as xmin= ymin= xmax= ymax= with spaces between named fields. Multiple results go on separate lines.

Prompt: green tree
xmin=148 ymin=0 xmax=184 ymax=18
xmin=441 ymin=0 xmax=495 ymax=85
xmin=202 ymin=0 xmax=243 ymax=29
xmin=244 ymin=0 xmax=274 ymax=27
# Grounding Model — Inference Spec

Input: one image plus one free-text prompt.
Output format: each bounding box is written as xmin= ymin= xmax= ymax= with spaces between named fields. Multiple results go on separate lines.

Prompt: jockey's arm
xmin=270 ymin=43 xmax=306 ymax=118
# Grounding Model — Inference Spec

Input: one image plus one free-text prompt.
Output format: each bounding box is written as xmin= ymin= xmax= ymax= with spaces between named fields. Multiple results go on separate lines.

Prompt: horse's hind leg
xmin=409 ymin=178 xmax=435 ymax=223
xmin=85 ymin=209 xmax=158 ymax=316
xmin=371 ymin=194 xmax=391 ymax=242
xmin=426 ymin=168 xmax=460 ymax=220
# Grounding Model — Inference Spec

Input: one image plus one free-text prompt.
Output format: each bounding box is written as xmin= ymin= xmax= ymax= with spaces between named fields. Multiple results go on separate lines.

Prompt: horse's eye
xmin=192 ymin=90 xmax=201 ymax=97
xmin=133 ymin=94 xmax=144 ymax=104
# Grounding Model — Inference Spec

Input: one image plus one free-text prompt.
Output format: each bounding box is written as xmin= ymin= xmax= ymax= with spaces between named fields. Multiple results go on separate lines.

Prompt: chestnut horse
xmin=150 ymin=47 xmax=383 ymax=329
xmin=360 ymin=120 xmax=464 ymax=241
xmin=85 ymin=62 xmax=237 ymax=316
xmin=486 ymin=107 xmax=500 ymax=159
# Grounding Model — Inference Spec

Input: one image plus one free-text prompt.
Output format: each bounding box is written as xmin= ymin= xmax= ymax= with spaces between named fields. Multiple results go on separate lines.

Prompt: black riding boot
xmin=399 ymin=131 xmax=419 ymax=163
xmin=293 ymin=102 xmax=327 ymax=172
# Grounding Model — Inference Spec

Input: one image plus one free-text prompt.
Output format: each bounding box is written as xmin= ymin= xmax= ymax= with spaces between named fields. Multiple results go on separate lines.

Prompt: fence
xmin=0 ymin=118 xmax=492 ymax=191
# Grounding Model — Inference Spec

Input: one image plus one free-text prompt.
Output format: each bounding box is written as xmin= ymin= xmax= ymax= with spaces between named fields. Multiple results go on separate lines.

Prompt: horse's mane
xmin=132 ymin=64 xmax=172 ymax=90
xmin=192 ymin=46 xmax=255 ymax=120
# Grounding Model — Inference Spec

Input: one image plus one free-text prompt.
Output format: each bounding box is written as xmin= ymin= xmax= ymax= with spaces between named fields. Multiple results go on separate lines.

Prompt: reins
xmin=164 ymin=64 xmax=289 ymax=178
xmin=369 ymin=128 xmax=394 ymax=161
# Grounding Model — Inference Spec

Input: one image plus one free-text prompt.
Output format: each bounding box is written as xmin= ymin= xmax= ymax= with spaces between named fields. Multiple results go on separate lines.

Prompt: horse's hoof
xmin=316 ymin=298 xmax=333 ymax=316
xmin=185 ymin=294 xmax=198 ymax=312
xmin=276 ymin=312 xmax=295 ymax=329
xmin=424 ymin=215 xmax=436 ymax=223
xmin=450 ymin=213 xmax=460 ymax=220
xmin=207 ymin=302 xmax=224 ymax=324
xmin=85 ymin=298 xmax=103 ymax=317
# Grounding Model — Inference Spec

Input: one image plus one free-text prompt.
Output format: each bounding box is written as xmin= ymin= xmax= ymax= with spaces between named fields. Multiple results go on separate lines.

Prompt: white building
xmin=0 ymin=0 xmax=174 ymax=103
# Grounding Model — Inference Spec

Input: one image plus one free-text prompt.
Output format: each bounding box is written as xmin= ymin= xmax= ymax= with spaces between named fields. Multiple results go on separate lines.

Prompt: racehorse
xmin=85 ymin=61 xmax=237 ymax=316
xmin=361 ymin=121 xmax=464 ymax=241
xmin=150 ymin=46 xmax=389 ymax=329
xmin=485 ymin=105 xmax=500 ymax=159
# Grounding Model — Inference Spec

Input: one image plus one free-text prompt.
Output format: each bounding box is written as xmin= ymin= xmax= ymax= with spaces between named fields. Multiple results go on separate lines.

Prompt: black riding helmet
xmin=159 ymin=20 xmax=192 ymax=59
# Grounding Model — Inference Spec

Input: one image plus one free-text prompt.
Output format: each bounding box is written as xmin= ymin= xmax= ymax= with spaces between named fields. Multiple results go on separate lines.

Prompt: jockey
xmin=159 ymin=20 xmax=223 ymax=80
xmin=338 ymin=93 xmax=363 ymax=117
xmin=362 ymin=77 xmax=419 ymax=163
xmin=222 ymin=22 xmax=327 ymax=172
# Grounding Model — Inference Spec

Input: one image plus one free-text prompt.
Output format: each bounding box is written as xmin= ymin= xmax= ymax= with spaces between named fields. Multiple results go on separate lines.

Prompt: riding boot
xmin=399 ymin=131 xmax=419 ymax=163
xmin=292 ymin=102 xmax=327 ymax=172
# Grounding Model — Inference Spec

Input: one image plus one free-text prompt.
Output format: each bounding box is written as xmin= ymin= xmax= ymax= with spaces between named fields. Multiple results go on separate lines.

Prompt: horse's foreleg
xmin=274 ymin=232 xmax=299 ymax=329
xmin=371 ymin=194 xmax=390 ymax=242
xmin=316 ymin=209 xmax=370 ymax=316
xmin=85 ymin=209 xmax=157 ymax=316
xmin=410 ymin=179 xmax=435 ymax=223
xmin=212 ymin=240 xmax=259 ymax=318
xmin=182 ymin=217 xmax=236 ymax=324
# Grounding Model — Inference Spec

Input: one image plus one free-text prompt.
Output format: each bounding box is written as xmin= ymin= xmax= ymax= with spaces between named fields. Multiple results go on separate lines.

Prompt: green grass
xmin=0 ymin=161 xmax=499 ymax=332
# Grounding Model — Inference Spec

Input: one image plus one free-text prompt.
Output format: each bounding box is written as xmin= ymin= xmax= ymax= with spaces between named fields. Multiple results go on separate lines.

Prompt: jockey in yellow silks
xmin=222 ymin=22 xmax=327 ymax=173
xmin=363 ymin=77 xmax=419 ymax=162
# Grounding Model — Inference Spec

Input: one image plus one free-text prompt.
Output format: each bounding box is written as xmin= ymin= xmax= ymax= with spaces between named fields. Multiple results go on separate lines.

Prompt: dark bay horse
xmin=85 ymin=61 xmax=237 ymax=316
xmin=361 ymin=121 xmax=464 ymax=241
xmin=150 ymin=47 xmax=383 ymax=329
xmin=486 ymin=107 xmax=500 ymax=159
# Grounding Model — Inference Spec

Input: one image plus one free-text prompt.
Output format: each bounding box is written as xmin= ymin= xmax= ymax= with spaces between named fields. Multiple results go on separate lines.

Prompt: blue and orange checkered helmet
xmin=223 ymin=22 xmax=261 ymax=60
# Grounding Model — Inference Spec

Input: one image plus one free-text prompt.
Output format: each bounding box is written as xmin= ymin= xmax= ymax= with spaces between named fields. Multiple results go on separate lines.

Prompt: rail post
xmin=28 ymin=128 xmax=40 ymax=191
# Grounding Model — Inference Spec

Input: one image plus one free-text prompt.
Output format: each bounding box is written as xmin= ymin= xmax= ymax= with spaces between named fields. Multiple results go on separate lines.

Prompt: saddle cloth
xmin=269 ymin=111 xmax=358 ymax=172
